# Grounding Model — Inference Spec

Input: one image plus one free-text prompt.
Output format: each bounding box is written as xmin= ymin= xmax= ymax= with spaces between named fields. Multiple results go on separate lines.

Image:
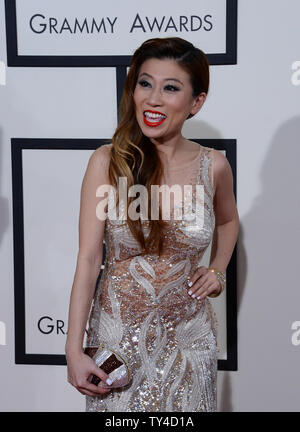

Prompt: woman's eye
xmin=138 ymin=80 xmax=150 ymax=87
xmin=165 ymin=85 xmax=179 ymax=92
xmin=137 ymin=81 xmax=179 ymax=92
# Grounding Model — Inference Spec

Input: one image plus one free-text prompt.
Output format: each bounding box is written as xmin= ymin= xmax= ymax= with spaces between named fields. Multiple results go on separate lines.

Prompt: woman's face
xmin=133 ymin=58 xmax=205 ymax=141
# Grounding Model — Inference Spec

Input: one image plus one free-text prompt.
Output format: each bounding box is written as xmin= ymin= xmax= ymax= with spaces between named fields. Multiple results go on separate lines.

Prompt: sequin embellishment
xmin=85 ymin=144 xmax=218 ymax=412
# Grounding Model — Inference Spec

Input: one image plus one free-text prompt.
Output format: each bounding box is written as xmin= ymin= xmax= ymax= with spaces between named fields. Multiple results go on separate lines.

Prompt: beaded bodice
xmin=85 ymin=143 xmax=218 ymax=412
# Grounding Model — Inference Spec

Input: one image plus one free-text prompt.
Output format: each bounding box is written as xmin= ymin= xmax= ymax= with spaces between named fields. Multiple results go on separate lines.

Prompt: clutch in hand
xmin=84 ymin=343 xmax=132 ymax=389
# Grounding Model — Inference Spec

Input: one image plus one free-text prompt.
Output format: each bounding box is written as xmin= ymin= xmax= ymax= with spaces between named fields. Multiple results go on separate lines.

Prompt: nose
xmin=147 ymin=86 xmax=163 ymax=106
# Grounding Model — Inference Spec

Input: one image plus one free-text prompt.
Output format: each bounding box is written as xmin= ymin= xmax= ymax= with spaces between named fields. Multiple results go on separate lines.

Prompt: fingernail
xmin=188 ymin=281 xmax=193 ymax=287
xmin=188 ymin=290 xmax=193 ymax=295
xmin=106 ymin=378 xmax=113 ymax=385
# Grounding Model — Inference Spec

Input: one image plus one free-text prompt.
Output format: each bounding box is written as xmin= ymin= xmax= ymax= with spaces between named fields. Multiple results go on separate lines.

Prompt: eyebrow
xmin=138 ymin=72 xmax=184 ymax=86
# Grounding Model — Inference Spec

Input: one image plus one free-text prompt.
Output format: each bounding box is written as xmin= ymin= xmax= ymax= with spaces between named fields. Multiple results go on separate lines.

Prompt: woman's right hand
xmin=66 ymin=350 xmax=112 ymax=397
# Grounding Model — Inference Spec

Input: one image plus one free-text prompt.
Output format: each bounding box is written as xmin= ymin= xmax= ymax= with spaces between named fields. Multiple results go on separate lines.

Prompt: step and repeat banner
xmin=5 ymin=0 xmax=238 ymax=372
xmin=6 ymin=0 xmax=236 ymax=65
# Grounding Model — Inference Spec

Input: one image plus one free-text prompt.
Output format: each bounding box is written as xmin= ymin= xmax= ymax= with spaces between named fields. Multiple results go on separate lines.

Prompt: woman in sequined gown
xmin=65 ymin=37 xmax=239 ymax=412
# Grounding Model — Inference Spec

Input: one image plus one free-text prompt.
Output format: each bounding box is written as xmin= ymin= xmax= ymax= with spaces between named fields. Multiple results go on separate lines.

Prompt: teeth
xmin=144 ymin=111 xmax=166 ymax=120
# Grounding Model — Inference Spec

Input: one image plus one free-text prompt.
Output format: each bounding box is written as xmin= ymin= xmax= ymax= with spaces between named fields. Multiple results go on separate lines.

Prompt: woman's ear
xmin=189 ymin=92 xmax=207 ymax=117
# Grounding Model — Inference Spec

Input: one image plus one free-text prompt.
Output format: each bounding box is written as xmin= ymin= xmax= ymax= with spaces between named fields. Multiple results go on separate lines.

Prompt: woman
xmin=65 ymin=37 xmax=239 ymax=412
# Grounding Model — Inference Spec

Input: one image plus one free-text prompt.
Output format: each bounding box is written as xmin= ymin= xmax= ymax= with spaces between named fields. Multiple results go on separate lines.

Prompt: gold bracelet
xmin=207 ymin=267 xmax=226 ymax=298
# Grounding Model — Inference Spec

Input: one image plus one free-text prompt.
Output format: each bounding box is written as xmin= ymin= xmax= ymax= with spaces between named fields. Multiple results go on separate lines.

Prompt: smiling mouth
xmin=143 ymin=110 xmax=167 ymax=127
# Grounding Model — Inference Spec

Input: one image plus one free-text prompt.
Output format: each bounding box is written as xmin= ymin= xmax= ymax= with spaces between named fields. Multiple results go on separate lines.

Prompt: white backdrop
xmin=0 ymin=0 xmax=300 ymax=412
xmin=16 ymin=0 xmax=226 ymax=56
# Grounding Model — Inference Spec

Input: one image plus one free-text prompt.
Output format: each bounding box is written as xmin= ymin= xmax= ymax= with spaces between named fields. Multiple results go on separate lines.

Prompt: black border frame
xmin=5 ymin=0 xmax=237 ymax=67
xmin=12 ymin=138 xmax=237 ymax=370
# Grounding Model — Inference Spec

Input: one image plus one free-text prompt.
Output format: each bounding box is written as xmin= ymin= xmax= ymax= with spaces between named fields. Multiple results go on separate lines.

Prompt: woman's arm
xmin=187 ymin=148 xmax=239 ymax=298
xmin=209 ymin=148 xmax=240 ymax=272
xmin=65 ymin=145 xmax=110 ymax=356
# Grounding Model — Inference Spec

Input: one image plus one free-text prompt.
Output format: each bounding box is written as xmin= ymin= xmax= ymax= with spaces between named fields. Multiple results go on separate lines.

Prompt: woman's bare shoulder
xmin=211 ymin=148 xmax=233 ymax=189
xmin=83 ymin=143 xmax=113 ymax=187
xmin=94 ymin=142 xmax=112 ymax=156
xmin=211 ymin=148 xmax=230 ymax=171
xmin=91 ymin=143 xmax=112 ymax=166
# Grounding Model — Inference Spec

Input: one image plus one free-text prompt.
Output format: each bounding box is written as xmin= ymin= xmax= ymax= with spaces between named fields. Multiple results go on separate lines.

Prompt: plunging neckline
xmin=160 ymin=143 xmax=202 ymax=172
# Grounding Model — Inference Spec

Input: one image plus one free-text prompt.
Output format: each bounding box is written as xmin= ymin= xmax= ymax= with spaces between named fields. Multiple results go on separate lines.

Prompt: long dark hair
xmin=108 ymin=37 xmax=210 ymax=256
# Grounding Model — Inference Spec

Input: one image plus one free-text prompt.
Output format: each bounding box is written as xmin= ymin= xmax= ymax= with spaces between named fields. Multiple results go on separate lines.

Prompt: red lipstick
xmin=143 ymin=110 xmax=167 ymax=127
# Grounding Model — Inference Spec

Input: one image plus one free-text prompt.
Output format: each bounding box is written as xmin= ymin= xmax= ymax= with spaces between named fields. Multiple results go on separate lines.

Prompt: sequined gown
xmin=85 ymin=143 xmax=218 ymax=412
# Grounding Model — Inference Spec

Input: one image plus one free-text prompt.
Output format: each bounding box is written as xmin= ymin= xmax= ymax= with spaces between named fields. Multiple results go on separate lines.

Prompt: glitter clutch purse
xmin=83 ymin=343 xmax=132 ymax=389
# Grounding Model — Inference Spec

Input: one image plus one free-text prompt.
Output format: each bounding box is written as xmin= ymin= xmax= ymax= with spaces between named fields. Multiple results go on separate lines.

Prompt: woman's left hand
xmin=187 ymin=266 xmax=221 ymax=300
